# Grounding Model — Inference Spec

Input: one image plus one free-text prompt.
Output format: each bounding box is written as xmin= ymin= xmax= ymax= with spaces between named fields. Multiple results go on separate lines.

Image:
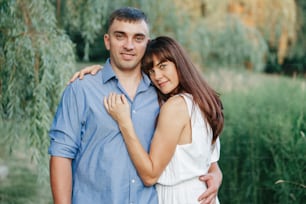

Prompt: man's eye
xmin=115 ymin=34 xmax=124 ymax=40
xmin=135 ymin=36 xmax=145 ymax=42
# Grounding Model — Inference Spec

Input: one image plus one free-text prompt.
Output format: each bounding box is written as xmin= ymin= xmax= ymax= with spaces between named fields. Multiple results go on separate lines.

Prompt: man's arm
xmin=198 ymin=162 xmax=222 ymax=204
xmin=50 ymin=156 xmax=73 ymax=204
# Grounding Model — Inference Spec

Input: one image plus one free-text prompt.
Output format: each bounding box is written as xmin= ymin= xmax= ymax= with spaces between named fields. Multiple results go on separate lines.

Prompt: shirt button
xmin=131 ymin=179 xmax=135 ymax=183
xmin=132 ymin=110 xmax=136 ymax=113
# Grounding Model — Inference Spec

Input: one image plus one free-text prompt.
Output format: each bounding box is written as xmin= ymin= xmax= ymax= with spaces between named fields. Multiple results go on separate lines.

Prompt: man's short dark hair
xmin=107 ymin=7 xmax=149 ymax=31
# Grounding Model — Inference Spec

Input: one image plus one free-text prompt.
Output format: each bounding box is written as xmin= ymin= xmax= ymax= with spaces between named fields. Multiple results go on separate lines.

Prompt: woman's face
xmin=148 ymin=55 xmax=180 ymax=95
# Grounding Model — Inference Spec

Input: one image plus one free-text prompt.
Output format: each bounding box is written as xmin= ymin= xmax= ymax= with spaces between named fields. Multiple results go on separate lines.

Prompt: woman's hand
xmin=104 ymin=93 xmax=131 ymax=125
xmin=67 ymin=64 xmax=102 ymax=84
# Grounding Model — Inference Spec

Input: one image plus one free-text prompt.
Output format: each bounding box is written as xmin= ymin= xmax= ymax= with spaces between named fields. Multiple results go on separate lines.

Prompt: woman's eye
xmin=159 ymin=63 xmax=166 ymax=69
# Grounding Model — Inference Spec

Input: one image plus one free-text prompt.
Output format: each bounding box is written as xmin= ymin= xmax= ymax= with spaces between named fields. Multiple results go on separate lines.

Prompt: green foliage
xmin=144 ymin=3 xmax=268 ymax=73
xmin=56 ymin=0 xmax=269 ymax=72
xmin=279 ymin=0 xmax=306 ymax=76
xmin=289 ymin=0 xmax=306 ymax=59
xmin=57 ymin=0 xmax=108 ymax=61
xmin=0 ymin=0 xmax=75 ymax=169
xmin=48 ymin=0 xmax=306 ymax=75
xmin=219 ymin=74 xmax=306 ymax=203
xmin=140 ymin=0 xmax=188 ymax=38
xmin=56 ymin=0 xmax=189 ymax=61
xmin=192 ymin=15 xmax=268 ymax=72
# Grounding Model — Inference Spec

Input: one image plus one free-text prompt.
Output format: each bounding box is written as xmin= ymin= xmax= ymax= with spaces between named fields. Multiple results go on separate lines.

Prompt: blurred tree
xmin=225 ymin=0 xmax=297 ymax=65
xmin=53 ymin=0 xmax=108 ymax=61
xmin=282 ymin=0 xmax=306 ymax=76
xmin=48 ymin=0 xmax=305 ymax=74
xmin=0 ymin=0 xmax=75 ymax=173
xmin=51 ymin=0 xmax=190 ymax=61
xmin=171 ymin=0 xmax=267 ymax=72
xmin=173 ymin=0 xmax=306 ymax=75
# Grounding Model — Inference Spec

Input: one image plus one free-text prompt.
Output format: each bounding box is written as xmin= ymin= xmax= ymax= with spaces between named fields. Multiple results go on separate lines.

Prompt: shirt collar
xmin=102 ymin=58 xmax=116 ymax=83
xmin=101 ymin=58 xmax=154 ymax=87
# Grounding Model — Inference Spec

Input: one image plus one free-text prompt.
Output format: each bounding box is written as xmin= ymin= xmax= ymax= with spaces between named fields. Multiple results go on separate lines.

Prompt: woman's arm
xmin=67 ymin=65 xmax=102 ymax=84
xmin=104 ymin=93 xmax=188 ymax=186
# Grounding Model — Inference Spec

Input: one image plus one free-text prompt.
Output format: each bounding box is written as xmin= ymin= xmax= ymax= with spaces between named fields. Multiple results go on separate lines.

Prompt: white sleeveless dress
xmin=156 ymin=94 xmax=220 ymax=204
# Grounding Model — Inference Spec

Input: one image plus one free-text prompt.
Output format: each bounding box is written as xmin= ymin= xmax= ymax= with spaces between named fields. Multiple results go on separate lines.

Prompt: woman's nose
xmin=153 ymin=69 xmax=163 ymax=80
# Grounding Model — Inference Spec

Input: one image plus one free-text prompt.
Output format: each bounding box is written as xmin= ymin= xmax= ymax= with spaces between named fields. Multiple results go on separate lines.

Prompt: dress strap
xmin=178 ymin=93 xmax=193 ymax=117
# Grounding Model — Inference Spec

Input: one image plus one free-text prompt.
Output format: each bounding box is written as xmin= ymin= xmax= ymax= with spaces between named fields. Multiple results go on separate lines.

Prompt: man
xmin=49 ymin=7 xmax=222 ymax=204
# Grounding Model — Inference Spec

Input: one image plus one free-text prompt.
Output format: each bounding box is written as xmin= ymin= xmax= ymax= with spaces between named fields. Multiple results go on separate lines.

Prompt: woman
xmin=72 ymin=36 xmax=224 ymax=204
xmin=103 ymin=36 xmax=224 ymax=204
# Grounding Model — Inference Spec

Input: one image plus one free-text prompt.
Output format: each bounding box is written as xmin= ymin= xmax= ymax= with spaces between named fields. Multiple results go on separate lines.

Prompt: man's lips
xmin=121 ymin=53 xmax=135 ymax=60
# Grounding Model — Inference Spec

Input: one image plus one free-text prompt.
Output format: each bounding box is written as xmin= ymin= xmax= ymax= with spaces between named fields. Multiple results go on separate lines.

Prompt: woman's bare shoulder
xmin=160 ymin=95 xmax=188 ymax=116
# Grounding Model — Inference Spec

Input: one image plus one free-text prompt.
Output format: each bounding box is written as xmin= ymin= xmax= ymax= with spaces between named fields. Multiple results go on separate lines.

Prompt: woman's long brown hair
xmin=142 ymin=36 xmax=224 ymax=143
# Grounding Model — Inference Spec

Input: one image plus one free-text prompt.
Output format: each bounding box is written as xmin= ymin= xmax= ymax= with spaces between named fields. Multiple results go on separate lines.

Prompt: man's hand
xmin=198 ymin=162 xmax=222 ymax=204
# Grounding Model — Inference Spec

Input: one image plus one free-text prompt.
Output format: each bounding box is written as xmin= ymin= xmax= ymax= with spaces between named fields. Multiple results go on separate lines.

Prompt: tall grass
xmin=209 ymin=70 xmax=306 ymax=203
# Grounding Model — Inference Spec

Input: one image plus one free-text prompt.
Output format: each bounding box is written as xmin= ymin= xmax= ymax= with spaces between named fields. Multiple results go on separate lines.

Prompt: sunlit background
xmin=0 ymin=0 xmax=305 ymax=203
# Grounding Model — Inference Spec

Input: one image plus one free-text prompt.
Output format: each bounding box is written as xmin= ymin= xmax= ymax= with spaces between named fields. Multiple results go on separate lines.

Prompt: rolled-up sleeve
xmin=48 ymin=84 xmax=83 ymax=159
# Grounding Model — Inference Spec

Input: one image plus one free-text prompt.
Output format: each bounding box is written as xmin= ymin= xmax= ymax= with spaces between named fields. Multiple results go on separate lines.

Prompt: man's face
xmin=104 ymin=19 xmax=149 ymax=72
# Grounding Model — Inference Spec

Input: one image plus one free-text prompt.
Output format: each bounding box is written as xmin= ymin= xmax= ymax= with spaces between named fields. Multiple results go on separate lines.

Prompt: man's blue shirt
xmin=48 ymin=60 xmax=160 ymax=204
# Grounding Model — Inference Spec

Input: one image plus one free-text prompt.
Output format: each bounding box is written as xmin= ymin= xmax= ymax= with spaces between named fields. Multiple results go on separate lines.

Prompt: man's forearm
xmin=208 ymin=162 xmax=222 ymax=187
xmin=50 ymin=156 xmax=73 ymax=204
